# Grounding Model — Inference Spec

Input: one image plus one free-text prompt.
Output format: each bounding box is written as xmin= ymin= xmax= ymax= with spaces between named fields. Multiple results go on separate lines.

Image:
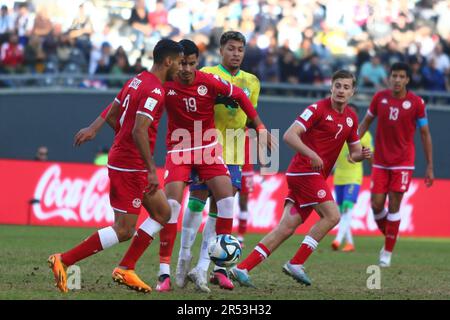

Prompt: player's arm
xmin=419 ymin=122 xmax=434 ymax=187
xmin=132 ymin=113 xmax=159 ymax=194
xmin=73 ymin=103 xmax=116 ymax=147
xmin=283 ymin=121 xmax=323 ymax=171
xmin=348 ymin=141 xmax=372 ymax=162
xmin=358 ymin=112 xmax=374 ymax=140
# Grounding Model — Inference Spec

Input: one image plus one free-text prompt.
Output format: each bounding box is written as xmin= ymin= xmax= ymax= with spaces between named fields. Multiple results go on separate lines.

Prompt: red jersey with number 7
xmin=368 ymin=90 xmax=426 ymax=169
xmin=287 ymin=98 xmax=360 ymax=178
xmin=108 ymin=71 xmax=165 ymax=171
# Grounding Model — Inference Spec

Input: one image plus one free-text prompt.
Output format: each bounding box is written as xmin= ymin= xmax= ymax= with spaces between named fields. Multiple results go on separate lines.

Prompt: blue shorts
xmin=334 ymin=184 xmax=360 ymax=205
xmin=189 ymin=164 xmax=242 ymax=191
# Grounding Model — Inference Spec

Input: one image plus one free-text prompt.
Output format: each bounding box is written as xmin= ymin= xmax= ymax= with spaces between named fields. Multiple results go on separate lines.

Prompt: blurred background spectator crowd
xmin=0 ymin=0 xmax=449 ymax=91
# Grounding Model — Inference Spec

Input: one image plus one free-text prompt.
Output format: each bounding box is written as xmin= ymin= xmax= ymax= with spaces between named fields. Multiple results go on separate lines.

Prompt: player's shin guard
xmin=216 ymin=197 xmax=234 ymax=235
xmin=61 ymin=226 xmax=119 ymax=266
xmin=179 ymin=198 xmax=205 ymax=260
xmin=119 ymin=218 xmax=162 ymax=270
xmin=237 ymin=243 xmax=271 ymax=272
xmin=290 ymin=236 xmax=319 ymax=265
xmin=374 ymin=208 xmax=388 ymax=235
xmin=159 ymin=200 xmax=181 ymax=271
xmin=197 ymin=212 xmax=217 ymax=272
xmin=384 ymin=212 xmax=401 ymax=253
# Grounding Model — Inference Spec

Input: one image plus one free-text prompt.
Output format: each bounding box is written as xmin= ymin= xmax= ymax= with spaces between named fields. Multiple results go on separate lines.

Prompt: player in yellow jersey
xmin=175 ymin=31 xmax=261 ymax=292
xmin=331 ymin=105 xmax=373 ymax=252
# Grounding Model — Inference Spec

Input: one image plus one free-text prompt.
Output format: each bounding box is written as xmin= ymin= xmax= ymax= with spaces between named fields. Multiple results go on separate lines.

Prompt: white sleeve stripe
xmin=228 ymin=84 xmax=233 ymax=97
xmin=348 ymin=140 xmax=360 ymax=145
xmin=367 ymin=110 xmax=374 ymax=117
xmin=136 ymin=111 xmax=154 ymax=121
xmin=114 ymin=98 xmax=120 ymax=104
xmin=295 ymin=120 xmax=307 ymax=132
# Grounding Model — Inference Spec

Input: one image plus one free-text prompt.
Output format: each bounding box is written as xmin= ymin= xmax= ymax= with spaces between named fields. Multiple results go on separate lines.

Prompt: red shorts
xmin=164 ymin=147 xmax=229 ymax=184
xmin=371 ymin=167 xmax=413 ymax=194
xmin=241 ymin=169 xmax=254 ymax=195
xmin=108 ymin=169 xmax=147 ymax=215
xmin=285 ymin=174 xmax=334 ymax=222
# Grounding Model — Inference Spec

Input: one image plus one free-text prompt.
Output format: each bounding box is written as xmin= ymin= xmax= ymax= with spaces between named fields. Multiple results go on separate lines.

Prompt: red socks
xmin=119 ymin=229 xmax=154 ymax=270
xmin=384 ymin=214 xmax=401 ymax=252
xmin=238 ymin=243 xmax=271 ymax=272
xmin=238 ymin=219 xmax=247 ymax=236
xmin=290 ymin=236 xmax=318 ymax=265
xmin=159 ymin=223 xmax=178 ymax=264
xmin=61 ymin=232 xmax=102 ymax=266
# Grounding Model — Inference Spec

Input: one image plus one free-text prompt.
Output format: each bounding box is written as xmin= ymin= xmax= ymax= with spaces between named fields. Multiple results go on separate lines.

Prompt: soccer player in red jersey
xmin=230 ymin=70 xmax=372 ymax=287
xmin=358 ymin=62 xmax=434 ymax=267
xmin=154 ymin=39 xmax=271 ymax=292
xmin=47 ymin=39 xmax=184 ymax=293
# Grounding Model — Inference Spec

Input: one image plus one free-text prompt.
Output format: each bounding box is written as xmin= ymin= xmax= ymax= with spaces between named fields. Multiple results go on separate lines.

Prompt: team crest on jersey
xmin=197 ymin=85 xmax=208 ymax=96
xmin=317 ymin=189 xmax=326 ymax=198
xmin=381 ymin=98 xmax=388 ymax=104
xmin=346 ymin=117 xmax=353 ymax=127
xmin=129 ymin=78 xmax=142 ymax=90
xmin=132 ymin=198 xmax=142 ymax=208
xmin=152 ymin=88 xmax=162 ymax=95
xmin=402 ymin=100 xmax=411 ymax=110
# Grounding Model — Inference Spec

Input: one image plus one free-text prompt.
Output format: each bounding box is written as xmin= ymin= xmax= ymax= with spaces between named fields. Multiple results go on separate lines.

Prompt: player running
xmin=230 ymin=70 xmax=372 ymax=287
xmin=331 ymin=104 xmax=373 ymax=252
xmin=358 ymin=62 xmax=434 ymax=267
xmin=175 ymin=31 xmax=262 ymax=292
xmin=155 ymin=39 xmax=271 ymax=292
xmin=47 ymin=39 xmax=183 ymax=293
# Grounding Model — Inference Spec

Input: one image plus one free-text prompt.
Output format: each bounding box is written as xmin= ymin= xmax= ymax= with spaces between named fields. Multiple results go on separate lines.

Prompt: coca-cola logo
xmin=33 ymin=165 xmax=114 ymax=223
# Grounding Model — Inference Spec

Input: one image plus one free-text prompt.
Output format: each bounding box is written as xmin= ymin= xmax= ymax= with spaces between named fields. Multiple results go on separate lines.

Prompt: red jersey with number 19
xmin=108 ymin=71 xmax=165 ymax=171
xmin=287 ymin=98 xmax=360 ymax=178
xmin=368 ymin=90 xmax=426 ymax=169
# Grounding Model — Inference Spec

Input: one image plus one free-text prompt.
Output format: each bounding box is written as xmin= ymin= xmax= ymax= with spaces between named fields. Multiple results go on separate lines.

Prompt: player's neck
xmin=150 ymin=65 xmax=167 ymax=84
xmin=220 ymin=63 xmax=240 ymax=76
xmin=391 ymin=89 xmax=407 ymax=99
xmin=331 ymin=101 xmax=346 ymax=113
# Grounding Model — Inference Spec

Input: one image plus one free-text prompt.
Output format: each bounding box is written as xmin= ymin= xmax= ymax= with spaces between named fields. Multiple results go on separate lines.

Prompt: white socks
xmin=197 ymin=215 xmax=216 ymax=272
xmin=98 ymin=226 xmax=119 ymax=249
xmin=179 ymin=207 xmax=203 ymax=260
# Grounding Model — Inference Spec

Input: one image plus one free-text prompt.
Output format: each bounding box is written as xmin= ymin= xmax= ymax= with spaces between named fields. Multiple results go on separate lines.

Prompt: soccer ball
xmin=208 ymin=234 xmax=242 ymax=267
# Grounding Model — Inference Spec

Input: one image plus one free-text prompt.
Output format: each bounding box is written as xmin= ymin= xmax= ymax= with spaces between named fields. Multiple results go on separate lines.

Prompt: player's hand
xmin=425 ymin=165 xmax=434 ymax=187
xmin=347 ymin=153 xmax=356 ymax=164
xmin=74 ymin=127 xmax=96 ymax=146
xmin=144 ymin=171 xmax=159 ymax=196
xmin=361 ymin=146 xmax=372 ymax=160
xmin=309 ymin=153 xmax=323 ymax=172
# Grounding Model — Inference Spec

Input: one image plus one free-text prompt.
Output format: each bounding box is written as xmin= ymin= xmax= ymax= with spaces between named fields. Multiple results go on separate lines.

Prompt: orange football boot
xmin=342 ymin=244 xmax=355 ymax=252
xmin=112 ymin=267 xmax=152 ymax=293
xmin=47 ymin=253 xmax=68 ymax=293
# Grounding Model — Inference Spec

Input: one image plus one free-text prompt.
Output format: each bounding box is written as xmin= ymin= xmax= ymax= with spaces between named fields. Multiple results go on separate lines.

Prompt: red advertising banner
xmin=1 ymin=159 xmax=449 ymax=237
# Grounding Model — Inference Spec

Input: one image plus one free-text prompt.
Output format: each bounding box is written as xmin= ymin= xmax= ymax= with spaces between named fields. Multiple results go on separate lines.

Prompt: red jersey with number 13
xmin=368 ymin=90 xmax=426 ymax=169
xmin=287 ymin=98 xmax=360 ymax=178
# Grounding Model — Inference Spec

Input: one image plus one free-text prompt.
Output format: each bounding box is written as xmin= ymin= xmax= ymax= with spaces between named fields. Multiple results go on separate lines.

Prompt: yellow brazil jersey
xmin=200 ymin=64 xmax=260 ymax=165
xmin=333 ymin=131 xmax=373 ymax=185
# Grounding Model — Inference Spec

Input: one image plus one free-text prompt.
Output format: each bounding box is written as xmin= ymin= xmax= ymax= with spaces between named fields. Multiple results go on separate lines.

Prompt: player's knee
xmin=328 ymin=212 xmax=341 ymax=227
xmin=276 ymin=223 xmax=296 ymax=239
xmin=188 ymin=197 xmax=206 ymax=213
xmin=371 ymin=201 xmax=384 ymax=214
xmin=114 ymin=226 xmax=135 ymax=242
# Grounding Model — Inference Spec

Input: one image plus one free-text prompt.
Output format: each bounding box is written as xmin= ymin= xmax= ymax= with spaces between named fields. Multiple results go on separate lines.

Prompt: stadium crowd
xmin=0 ymin=0 xmax=449 ymax=91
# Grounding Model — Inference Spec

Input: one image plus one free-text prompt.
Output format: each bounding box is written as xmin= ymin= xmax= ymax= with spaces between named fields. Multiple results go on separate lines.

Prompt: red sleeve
xmin=114 ymin=80 xmax=129 ymax=104
xmin=295 ymin=103 xmax=322 ymax=131
xmin=416 ymin=96 xmax=427 ymax=119
xmin=100 ymin=104 xmax=112 ymax=119
xmin=136 ymin=87 xmax=165 ymax=121
xmin=347 ymin=113 xmax=360 ymax=144
xmin=368 ymin=92 xmax=380 ymax=117
xmin=210 ymin=74 xmax=257 ymax=119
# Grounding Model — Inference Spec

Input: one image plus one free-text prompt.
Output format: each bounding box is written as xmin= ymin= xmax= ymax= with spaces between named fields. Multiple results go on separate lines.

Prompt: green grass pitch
xmin=1 ymin=225 xmax=449 ymax=300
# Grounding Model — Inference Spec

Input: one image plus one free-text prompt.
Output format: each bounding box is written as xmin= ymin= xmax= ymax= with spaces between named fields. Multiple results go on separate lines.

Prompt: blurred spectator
xmin=0 ymin=5 xmax=14 ymax=44
xmin=167 ymin=0 xmax=192 ymax=36
xmin=1 ymin=33 xmax=25 ymax=73
xmin=298 ymin=54 xmax=324 ymax=85
xmin=429 ymin=43 xmax=450 ymax=76
xmin=34 ymin=146 xmax=48 ymax=161
xmin=32 ymin=6 xmax=52 ymax=39
xmin=24 ymin=35 xmax=46 ymax=73
xmin=15 ymin=3 xmax=33 ymax=47
xmin=380 ymin=40 xmax=405 ymax=67
xmin=359 ymin=55 xmax=388 ymax=89
xmin=130 ymin=57 xmax=147 ymax=74
xmin=422 ymin=57 xmax=448 ymax=91
xmin=408 ymin=58 xmax=425 ymax=90
xmin=68 ymin=2 xmax=93 ymax=62
xmin=129 ymin=0 xmax=151 ymax=50
xmin=257 ymin=50 xmax=279 ymax=83
xmin=148 ymin=0 xmax=168 ymax=30
xmin=278 ymin=47 xmax=300 ymax=84
xmin=241 ymin=36 xmax=263 ymax=75
xmin=93 ymin=42 xmax=113 ymax=74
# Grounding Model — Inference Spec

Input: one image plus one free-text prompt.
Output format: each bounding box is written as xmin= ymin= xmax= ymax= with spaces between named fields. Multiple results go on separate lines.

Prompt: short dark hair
xmin=178 ymin=39 xmax=199 ymax=57
xmin=220 ymin=31 xmax=246 ymax=47
xmin=153 ymin=39 xmax=184 ymax=64
xmin=332 ymin=70 xmax=356 ymax=88
xmin=390 ymin=62 xmax=411 ymax=78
